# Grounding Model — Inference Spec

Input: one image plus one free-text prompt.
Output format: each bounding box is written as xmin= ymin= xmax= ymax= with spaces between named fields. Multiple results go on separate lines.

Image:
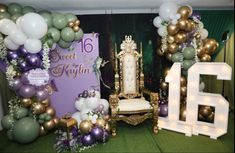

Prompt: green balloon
xmin=39 ymin=113 xmax=46 ymax=120
xmin=13 ymin=117 xmax=40 ymax=144
xmin=7 ymin=130 xmax=14 ymax=140
xmin=182 ymin=70 xmax=188 ymax=76
xmin=38 ymin=119 xmax=44 ymax=124
xmin=8 ymin=3 xmax=22 ymax=15
xmin=172 ymin=52 xmax=183 ymax=62
xmin=52 ymin=14 xmax=68 ymax=29
xmin=46 ymin=38 xmax=54 ymax=47
xmin=183 ymin=47 xmax=196 ymax=60
xmin=0 ymin=12 xmax=11 ymax=19
xmin=58 ymin=39 xmax=72 ymax=48
xmin=51 ymin=12 xmax=62 ymax=18
xmin=48 ymin=27 xmax=60 ymax=42
xmin=61 ymin=27 xmax=75 ymax=42
xmin=183 ymin=60 xmax=196 ymax=70
xmin=11 ymin=13 xmax=22 ymax=23
xmin=22 ymin=6 xmax=35 ymax=14
xmin=74 ymin=29 xmax=84 ymax=41
xmin=45 ymin=114 xmax=52 ymax=121
xmin=38 ymin=10 xmax=51 ymax=14
xmin=14 ymin=107 xmax=28 ymax=119
xmin=40 ymin=12 xmax=52 ymax=28
xmin=65 ymin=13 xmax=77 ymax=22
xmin=1 ymin=114 xmax=15 ymax=130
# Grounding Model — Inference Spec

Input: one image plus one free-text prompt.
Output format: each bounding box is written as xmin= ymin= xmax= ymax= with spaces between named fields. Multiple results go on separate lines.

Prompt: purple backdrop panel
xmin=50 ymin=33 xmax=100 ymax=117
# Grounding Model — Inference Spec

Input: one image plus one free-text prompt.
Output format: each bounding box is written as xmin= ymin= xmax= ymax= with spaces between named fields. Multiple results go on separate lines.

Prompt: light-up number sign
xmin=159 ymin=62 xmax=232 ymax=139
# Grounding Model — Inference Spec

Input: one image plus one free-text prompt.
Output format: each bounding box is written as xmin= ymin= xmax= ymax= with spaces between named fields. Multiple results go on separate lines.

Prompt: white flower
xmin=91 ymin=114 xmax=98 ymax=124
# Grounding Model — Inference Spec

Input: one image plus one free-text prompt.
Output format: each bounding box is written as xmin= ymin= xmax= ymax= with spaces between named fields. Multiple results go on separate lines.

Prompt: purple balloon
xmin=18 ymin=46 xmax=29 ymax=57
xmin=21 ymin=72 xmax=30 ymax=84
xmin=36 ymin=89 xmax=49 ymax=101
xmin=10 ymin=77 xmax=23 ymax=91
xmin=26 ymin=54 xmax=42 ymax=67
xmin=101 ymin=130 xmax=110 ymax=143
xmin=19 ymin=85 xmax=36 ymax=98
xmin=81 ymin=134 xmax=95 ymax=146
xmin=159 ymin=103 xmax=168 ymax=117
xmin=7 ymin=50 xmax=18 ymax=61
xmin=91 ymin=127 xmax=103 ymax=141
xmin=18 ymin=60 xmax=31 ymax=72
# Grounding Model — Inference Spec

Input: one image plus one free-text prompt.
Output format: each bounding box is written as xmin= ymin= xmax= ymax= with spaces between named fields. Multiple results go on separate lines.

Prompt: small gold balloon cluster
xmin=0 ymin=3 xmax=7 ymax=13
xmin=157 ymin=5 xmax=219 ymax=63
xmin=68 ymin=19 xmax=81 ymax=32
xmin=20 ymin=98 xmax=59 ymax=136
xmin=198 ymin=105 xmax=215 ymax=122
xmin=79 ymin=115 xmax=111 ymax=134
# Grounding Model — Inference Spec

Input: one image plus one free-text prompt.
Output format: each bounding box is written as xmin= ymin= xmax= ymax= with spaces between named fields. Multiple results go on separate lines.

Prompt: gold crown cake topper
xmin=121 ymin=35 xmax=137 ymax=52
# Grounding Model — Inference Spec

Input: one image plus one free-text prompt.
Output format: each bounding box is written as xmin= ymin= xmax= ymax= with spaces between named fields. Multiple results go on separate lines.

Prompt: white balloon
xmin=10 ymin=29 xmax=27 ymax=45
xmin=159 ymin=2 xmax=179 ymax=21
xmin=100 ymin=99 xmax=109 ymax=112
xmin=0 ymin=19 xmax=18 ymax=35
xmin=199 ymin=82 xmax=205 ymax=92
xmin=72 ymin=112 xmax=82 ymax=126
xmin=85 ymin=97 xmax=99 ymax=110
xmin=199 ymin=28 xmax=209 ymax=40
xmin=153 ymin=16 xmax=162 ymax=28
xmin=24 ymin=39 xmax=42 ymax=53
xmin=4 ymin=36 xmax=19 ymax=50
xmin=16 ymin=17 xmax=22 ymax=28
xmin=20 ymin=13 xmax=47 ymax=39
xmin=94 ymin=90 xmax=101 ymax=99
xmin=75 ymin=98 xmax=85 ymax=111
xmin=158 ymin=26 xmax=167 ymax=37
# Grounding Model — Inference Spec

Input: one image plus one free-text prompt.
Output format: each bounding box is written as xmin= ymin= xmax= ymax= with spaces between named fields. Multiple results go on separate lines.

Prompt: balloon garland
xmin=153 ymin=2 xmax=218 ymax=122
xmin=0 ymin=2 xmax=84 ymax=144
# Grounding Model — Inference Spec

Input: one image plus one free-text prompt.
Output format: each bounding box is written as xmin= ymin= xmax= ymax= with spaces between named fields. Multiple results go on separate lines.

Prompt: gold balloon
xmin=41 ymin=98 xmax=50 ymax=107
xmin=167 ymin=24 xmax=179 ymax=35
xmin=207 ymin=112 xmax=215 ymax=122
xmin=68 ymin=21 xmax=74 ymax=28
xmin=31 ymin=102 xmax=45 ymax=115
xmin=73 ymin=25 xmax=80 ymax=32
xmin=79 ymin=120 xmax=93 ymax=133
xmin=199 ymin=106 xmax=212 ymax=118
xmin=96 ymin=118 xmax=106 ymax=128
xmin=177 ymin=6 xmax=192 ymax=19
xmin=196 ymin=47 xmax=205 ymax=58
xmin=74 ymin=20 xmax=80 ymax=26
xmin=165 ymin=53 xmax=172 ymax=61
xmin=43 ymin=120 xmax=55 ymax=131
xmin=180 ymin=86 xmax=187 ymax=97
xmin=105 ymin=123 xmax=111 ymax=132
xmin=198 ymin=114 xmax=205 ymax=120
xmin=180 ymin=105 xmax=186 ymax=121
xmin=174 ymin=32 xmax=187 ymax=44
xmin=200 ymin=54 xmax=211 ymax=62
xmin=160 ymin=81 xmax=168 ymax=91
xmin=21 ymin=98 xmax=32 ymax=108
xmin=180 ymin=76 xmax=187 ymax=86
xmin=195 ymin=33 xmax=201 ymax=39
xmin=185 ymin=20 xmax=196 ymax=32
xmin=163 ymin=68 xmax=170 ymax=77
xmin=167 ymin=43 xmax=179 ymax=54
xmin=45 ymin=107 xmax=56 ymax=117
xmin=53 ymin=118 xmax=60 ymax=127
xmin=157 ymin=48 xmax=165 ymax=56
xmin=0 ymin=4 xmax=7 ymax=13
xmin=40 ymin=126 xmax=47 ymax=136
xmin=203 ymin=39 xmax=219 ymax=55
xmin=167 ymin=35 xmax=175 ymax=44
xmin=177 ymin=19 xmax=189 ymax=30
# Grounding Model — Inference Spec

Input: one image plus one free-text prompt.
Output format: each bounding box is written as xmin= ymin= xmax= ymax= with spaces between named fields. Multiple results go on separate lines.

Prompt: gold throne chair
xmin=109 ymin=36 xmax=159 ymax=136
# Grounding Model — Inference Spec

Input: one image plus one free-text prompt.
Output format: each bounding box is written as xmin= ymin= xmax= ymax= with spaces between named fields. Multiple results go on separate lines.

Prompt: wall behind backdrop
xmin=0 ymin=10 xmax=234 ymax=115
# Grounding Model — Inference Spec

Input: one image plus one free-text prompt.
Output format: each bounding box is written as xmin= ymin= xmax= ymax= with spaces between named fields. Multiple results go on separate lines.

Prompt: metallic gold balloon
xmin=185 ymin=20 xmax=196 ymax=32
xmin=196 ymin=47 xmax=205 ymax=58
xmin=200 ymin=54 xmax=211 ymax=62
xmin=31 ymin=102 xmax=45 ymax=115
xmin=74 ymin=20 xmax=80 ymax=26
xmin=105 ymin=123 xmax=111 ymax=132
xmin=177 ymin=19 xmax=188 ymax=30
xmin=180 ymin=86 xmax=187 ymax=97
xmin=79 ymin=120 xmax=93 ymax=133
xmin=41 ymin=98 xmax=50 ymax=107
xmin=195 ymin=33 xmax=201 ymax=39
xmin=167 ymin=24 xmax=179 ymax=35
xmin=199 ymin=106 xmax=212 ymax=118
xmin=45 ymin=107 xmax=56 ymax=117
xmin=53 ymin=118 xmax=59 ymax=127
xmin=177 ymin=6 xmax=192 ymax=19
xmin=203 ymin=39 xmax=219 ymax=55
xmin=160 ymin=81 xmax=168 ymax=91
xmin=40 ymin=126 xmax=47 ymax=136
xmin=165 ymin=53 xmax=172 ymax=61
xmin=207 ymin=112 xmax=214 ymax=122
xmin=167 ymin=35 xmax=175 ymax=44
xmin=198 ymin=114 xmax=205 ymax=120
xmin=180 ymin=76 xmax=187 ymax=86
xmin=0 ymin=4 xmax=7 ymax=13
xmin=168 ymin=43 xmax=179 ymax=54
xmin=43 ymin=120 xmax=55 ymax=131
xmin=68 ymin=21 xmax=74 ymax=28
xmin=21 ymin=98 xmax=33 ymax=108
xmin=73 ymin=25 xmax=80 ymax=32
xmin=163 ymin=68 xmax=170 ymax=77
xmin=157 ymin=48 xmax=165 ymax=56
xmin=96 ymin=118 xmax=106 ymax=128
xmin=180 ymin=105 xmax=186 ymax=121
xmin=174 ymin=32 xmax=187 ymax=44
